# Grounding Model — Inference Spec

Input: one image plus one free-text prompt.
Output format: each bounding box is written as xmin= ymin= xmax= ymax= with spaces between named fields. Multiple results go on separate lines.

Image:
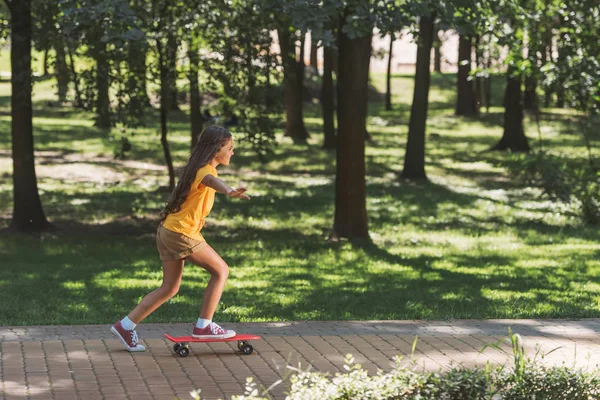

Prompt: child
xmin=111 ymin=125 xmax=250 ymax=352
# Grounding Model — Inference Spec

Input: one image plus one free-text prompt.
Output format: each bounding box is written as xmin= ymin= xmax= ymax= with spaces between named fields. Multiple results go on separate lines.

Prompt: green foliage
xmin=190 ymin=333 xmax=600 ymax=400
xmin=542 ymin=0 xmax=600 ymax=114
xmin=504 ymin=151 xmax=600 ymax=225
xmin=196 ymin=0 xmax=281 ymax=158
xmin=59 ymin=0 xmax=146 ymax=125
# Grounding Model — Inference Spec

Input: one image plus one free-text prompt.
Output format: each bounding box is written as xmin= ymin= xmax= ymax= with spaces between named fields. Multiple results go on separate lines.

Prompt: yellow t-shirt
xmin=162 ymin=164 xmax=217 ymax=241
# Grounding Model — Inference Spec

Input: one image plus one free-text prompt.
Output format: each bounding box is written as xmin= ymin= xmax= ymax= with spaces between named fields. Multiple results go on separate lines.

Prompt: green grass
xmin=0 ymin=72 xmax=599 ymax=326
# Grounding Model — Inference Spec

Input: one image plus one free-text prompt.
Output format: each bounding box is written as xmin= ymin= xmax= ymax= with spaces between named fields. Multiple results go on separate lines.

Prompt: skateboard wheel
xmin=241 ymin=344 xmax=253 ymax=355
xmin=177 ymin=346 xmax=190 ymax=357
xmin=237 ymin=341 xmax=247 ymax=350
xmin=173 ymin=343 xmax=182 ymax=352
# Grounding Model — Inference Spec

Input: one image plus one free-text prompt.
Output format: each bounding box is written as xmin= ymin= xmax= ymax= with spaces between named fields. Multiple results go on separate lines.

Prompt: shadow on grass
xmin=2 ymin=218 xmax=598 ymax=325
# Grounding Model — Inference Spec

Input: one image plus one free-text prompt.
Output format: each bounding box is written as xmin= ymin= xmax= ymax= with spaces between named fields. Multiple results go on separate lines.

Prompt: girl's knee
xmin=212 ymin=262 xmax=229 ymax=280
xmin=159 ymin=284 xmax=180 ymax=299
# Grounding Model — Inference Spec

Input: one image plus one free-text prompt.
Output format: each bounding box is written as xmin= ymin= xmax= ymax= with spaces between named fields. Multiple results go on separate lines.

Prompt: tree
xmin=401 ymin=12 xmax=435 ymax=180
xmin=196 ymin=0 xmax=280 ymax=158
xmin=321 ymin=45 xmax=336 ymax=149
xmin=309 ymin=33 xmax=319 ymax=75
xmin=278 ymin=26 xmax=310 ymax=143
xmin=489 ymin=2 xmax=530 ymax=152
xmin=542 ymin=0 xmax=600 ymax=163
xmin=5 ymin=0 xmax=51 ymax=232
xmin=455 ymin=34 xmax=477 ymax=116
xmin=61 ymin=0 xmax=141 ymax=128
xmin=187 ymin=33 xmax=202 ymax=148
xmin=333 ymin=6 xmax=373 ymax=241
xmin=433 ymin=28 xmax=443 ymax=72
xmin=385 ymin=34 xmax=394 ymax=111
xmin=292 ymin=0 xmax=407 ymax=240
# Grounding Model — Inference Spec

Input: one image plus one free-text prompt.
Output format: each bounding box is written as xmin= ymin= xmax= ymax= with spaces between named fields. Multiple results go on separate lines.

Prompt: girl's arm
xmin=202 ymin=175 xmax=250 ymax=199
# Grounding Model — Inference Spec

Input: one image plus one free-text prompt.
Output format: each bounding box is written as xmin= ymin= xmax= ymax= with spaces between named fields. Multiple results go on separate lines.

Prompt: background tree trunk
xmin=94 ymin=44 xmax=111 ymax=128
xmin=309 ymin=36 xmax=318 ymax=75
xmin=67 ymin=45 xmax=83 ymax=108
xmin=333 ymin=26 xmax=372 ymax=241
xmin=157 ymin=39 xmax=175 ymax=191
xmin=401 ymin=14 xmax=435 ymax=180
xmin=322 ymin=46 xmax=336 ymax=149
xmin=491 ymin=70 xmax=530 ymax=152
xmin=385 ymin=35 xmax=394 ymax=111
xmin=167 ymin=32 xmax=179 ymax=111
xmin=188 ymin=38 xmax=203 ymax=149
xmin=278 ymin=28 xmax=309 ymax=143
xmin=8 ymin=0 xmax=50 ymax=232
xmin=556 ymin=24 xmax=567 ymax=108
xmin=55 ymin=35 xmax=70 ymax=103
xmin=523 ymin=42 xmax=538 ymax=111
xmin=542 ymin=43 xmax=551 ymax=108
xmin=474 ymin=35 xmax=483 ymax=112
xmin=127 ymin=40 xmax=150 ymax=112
xmin=43 ymin=46 xmax=50 ymax=77
xmin=484 ymin=43 xmax=492 ymax=112
xmin=456 ymin=35 xmax=477 ymax=116
xmin=433 ymin=28 xmax=442 ymax=73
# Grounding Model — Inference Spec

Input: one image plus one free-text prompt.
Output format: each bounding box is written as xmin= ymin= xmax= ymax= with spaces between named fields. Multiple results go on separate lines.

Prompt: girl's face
xmin=214 ymin=138 xmax=235 ymax=166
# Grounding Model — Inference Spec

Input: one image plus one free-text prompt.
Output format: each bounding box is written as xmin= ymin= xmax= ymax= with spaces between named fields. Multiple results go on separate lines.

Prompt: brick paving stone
xmin=1 ymin=320 xmax=599 ymax=399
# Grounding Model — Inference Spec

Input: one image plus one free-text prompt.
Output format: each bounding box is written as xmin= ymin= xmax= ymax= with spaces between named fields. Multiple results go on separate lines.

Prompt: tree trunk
xmin=474 ymin=35 xmax=483 ymax=112
xmin=556 ymin=24 xmax=566 ymax=108
xmin=278 ymin=28 xmax=309 ymax=143
xmin=433 ymin=29 xmax=442 ymax=73
xmin=127 ymin=40 xmax=150 ymax=112
xmin=43 ymin=46 xmax=50 ymax=76
xmin=491 ymin=70 xmax=530 ymax=152
xmin=157 ymin=39 xmax=176 ymax=191
xmin=94 ymin=44 xmax=111 ymax=128
xmin=523 ymin=75 xmax=537 ymax=111
xmin=67 ymin=45 xmax=83 ymax=108
xmin=55 ymin=35 xmax=70 ymax=103
xmin=484 ymin=41 xmax=492 ymax=112
xmin=8 ymin=0 xmax=50 ymax=232
xmin=401 ymin=13 xmax=435 ymax=180
xmin=523 ymin=43 xmax=537 ymax=111
xmin=188 ymin=38 xmax=203 ymax=149
xmin=167 ymin=32 xmax=179 ymax=111
xmin=542 ymin=43 xmax=551 ymax=108
xmin=333 ymin=26 xmax=372 ymax=241
xmin=322 ymin=46 xmax=336 ymax=149
xmin=385 ymin=35 xmax=394 ymax=111
xmin=456 ymin=35 xmax=477 ymax=116
xmin=309 ymin=36 xmax=318 ymax=74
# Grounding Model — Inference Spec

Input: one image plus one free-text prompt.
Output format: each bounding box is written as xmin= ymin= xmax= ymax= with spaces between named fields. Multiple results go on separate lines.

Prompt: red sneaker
xmin=192 ymin=322 xmax=236 ymax=339
xmin=110 ymin=321 xmax=145 ymax=352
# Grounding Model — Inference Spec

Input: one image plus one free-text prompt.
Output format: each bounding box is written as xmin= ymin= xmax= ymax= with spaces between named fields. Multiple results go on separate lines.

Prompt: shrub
xmin=189 ymin=332 xmax=600 ymax=400
xmin=504 ymin=151 xmax=600 ymax=225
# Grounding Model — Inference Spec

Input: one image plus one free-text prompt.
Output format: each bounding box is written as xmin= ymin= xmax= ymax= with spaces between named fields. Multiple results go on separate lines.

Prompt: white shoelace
xmin=210 ymin=323 xmax=225 ymax=335
xmin=130 ymin=330 xmax=139 ymax=345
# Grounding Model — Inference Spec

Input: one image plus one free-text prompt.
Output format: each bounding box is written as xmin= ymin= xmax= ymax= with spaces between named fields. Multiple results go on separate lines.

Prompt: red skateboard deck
xmin=164 ymin=333 xmax=261 ymax=357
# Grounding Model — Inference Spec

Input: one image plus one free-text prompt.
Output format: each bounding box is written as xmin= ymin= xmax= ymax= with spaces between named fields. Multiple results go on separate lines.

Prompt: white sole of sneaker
xmin=192 ymin=332 xmax=236 ymax=340
xmin=110 ymin=326 xmax=145 ymax=352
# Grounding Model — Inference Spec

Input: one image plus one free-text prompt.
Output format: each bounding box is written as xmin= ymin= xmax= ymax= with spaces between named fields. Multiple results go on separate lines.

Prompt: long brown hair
xmin=160 ymin=125 xmax=232 ymax=221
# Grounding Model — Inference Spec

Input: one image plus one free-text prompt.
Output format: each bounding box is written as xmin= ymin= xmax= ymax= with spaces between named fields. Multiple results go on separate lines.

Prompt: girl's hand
xmin=228 ymin=187 xmax=250 ymax=200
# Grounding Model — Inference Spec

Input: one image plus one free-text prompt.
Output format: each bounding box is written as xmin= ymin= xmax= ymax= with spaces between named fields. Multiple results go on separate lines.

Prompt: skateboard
xmin=164 ymin=333 xmax=261 ymax=357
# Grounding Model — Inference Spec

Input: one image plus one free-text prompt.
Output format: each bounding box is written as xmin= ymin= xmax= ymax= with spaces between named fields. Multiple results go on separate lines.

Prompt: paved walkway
xmin=1 ymin=320 xmax=599 ymax=400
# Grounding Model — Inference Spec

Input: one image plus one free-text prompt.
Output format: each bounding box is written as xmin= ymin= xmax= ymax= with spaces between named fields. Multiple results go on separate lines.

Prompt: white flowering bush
xmin=190 ymin=334 xmax=600 ymax=400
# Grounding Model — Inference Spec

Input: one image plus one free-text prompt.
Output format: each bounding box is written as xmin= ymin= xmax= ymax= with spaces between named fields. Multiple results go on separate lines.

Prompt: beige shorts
xmin=156 ymin=225 xmax=207 ymax=261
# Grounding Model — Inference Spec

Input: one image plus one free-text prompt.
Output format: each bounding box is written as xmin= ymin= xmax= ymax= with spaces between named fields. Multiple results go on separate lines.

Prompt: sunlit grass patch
xmin=0 ymin=73 xmax=599 ymax=325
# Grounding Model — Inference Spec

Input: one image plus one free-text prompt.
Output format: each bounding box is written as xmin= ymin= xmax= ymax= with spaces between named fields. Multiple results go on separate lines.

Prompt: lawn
xmin=0 ymin=71 xmax=598 ymax=326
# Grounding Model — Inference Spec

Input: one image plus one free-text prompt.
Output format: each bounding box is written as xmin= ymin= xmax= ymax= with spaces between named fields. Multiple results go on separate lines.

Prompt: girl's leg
xmin=127 ymin=259 xmax=185 ymax=324
xmin=186 ymin=243 xmax=229 ymax=320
